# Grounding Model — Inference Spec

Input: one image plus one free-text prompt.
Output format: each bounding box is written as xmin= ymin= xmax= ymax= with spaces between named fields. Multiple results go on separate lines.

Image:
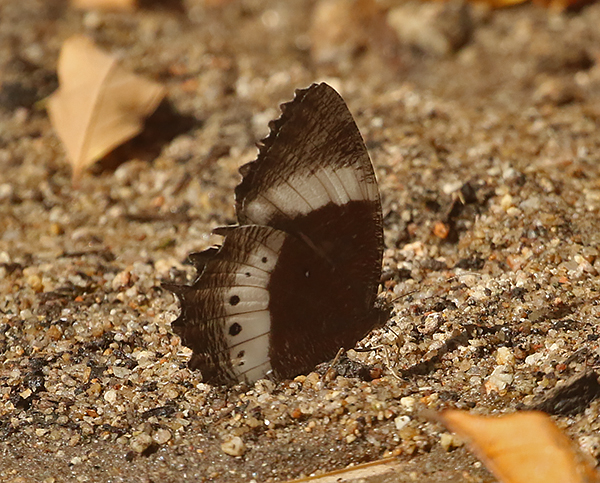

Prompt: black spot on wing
xmin=229 ymin=323 xmax=242 ymax=336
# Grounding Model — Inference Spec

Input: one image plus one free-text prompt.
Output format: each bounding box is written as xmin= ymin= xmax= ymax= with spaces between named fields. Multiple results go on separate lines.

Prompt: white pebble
xmin=484 ymin=365 xmax=514 ymax=393
xmin=440 ymin=432 xmax=463 ymax=451
xmin=525 ymin=352 xmax=544 ymax=365
xmin=130 ymin=433 xmax=153 ymax=453
xmin=394 ymin=415 xmax=411 ymax=430
xmin=112 ymin=366 xmax=130 ymax=378
xmin=400 ymin=397 xmax=416 ymax=411
xmin=500 ymin=193 xmax=514 ymax=210
xmin=495 ymin=347 xmax=515 ymax=366
xmin=152 ymin=428 xmax=172 ymax=445
xmin=221 ymin=436 xmax=246 ymax=456
xmin=104 ymin=389 xmax=117 ymax=404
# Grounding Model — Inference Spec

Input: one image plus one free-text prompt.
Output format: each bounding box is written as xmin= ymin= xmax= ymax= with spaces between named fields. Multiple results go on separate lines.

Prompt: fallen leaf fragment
xmin=531 ymin=0 xmax=593 ymax=10
xmin=438 ymin=410 xmax=600 ymax=483
xmin=461 ymin=0 xmax=527 ymax=8
xmin=426 ymin=0 xmax=592 ymax=11
xmin=48 ymin=35 xmax=166 ymax=183
xmin=284 ymin=457 xmax=405 ymax=482
xmin=71 ymin=0 xmax=136 ymax=10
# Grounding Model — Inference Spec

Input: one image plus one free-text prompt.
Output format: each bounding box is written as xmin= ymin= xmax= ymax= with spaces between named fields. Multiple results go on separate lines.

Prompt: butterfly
xmin=166 ymin=83 xmax=386 ymax=385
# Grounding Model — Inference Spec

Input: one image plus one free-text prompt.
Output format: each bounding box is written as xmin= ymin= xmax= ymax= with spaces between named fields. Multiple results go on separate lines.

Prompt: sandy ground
xmin=2 ymin=1 xmax=600 ymax=482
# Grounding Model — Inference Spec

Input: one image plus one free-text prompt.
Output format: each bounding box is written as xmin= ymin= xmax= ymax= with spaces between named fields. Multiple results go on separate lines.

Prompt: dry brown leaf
xmin=438 ymin=410 xmax=600 ymax=483
xmin=283 ymin=457 xmax=405 ymax=482
xmin=488 ymin=0 xmax=528 ymax=6
xmin=455 ymin=0 xmax=527 ymax=8
xmin=48 ymin=35 xmax=166 ymax=184
xmin=71 ymin=0 xmax=136 ymax=11
xmin=427 ymin=0 xmax=592 ymax=11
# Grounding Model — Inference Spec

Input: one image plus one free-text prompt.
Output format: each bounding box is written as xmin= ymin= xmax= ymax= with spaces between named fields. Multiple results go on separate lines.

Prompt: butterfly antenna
xmin=323 ymin=347 xmax=345 ymax=382
xmin=386 ymin=273 xmax=482 ymax=306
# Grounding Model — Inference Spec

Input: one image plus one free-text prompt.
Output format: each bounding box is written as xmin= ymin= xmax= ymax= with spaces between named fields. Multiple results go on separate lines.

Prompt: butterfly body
xmin=168 ymin=83 xmax=385 ymax=385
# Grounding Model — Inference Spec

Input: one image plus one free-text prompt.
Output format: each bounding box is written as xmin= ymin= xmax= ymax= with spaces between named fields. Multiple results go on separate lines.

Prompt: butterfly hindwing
xmin=170 ymin=225 xmax=285 ymax=384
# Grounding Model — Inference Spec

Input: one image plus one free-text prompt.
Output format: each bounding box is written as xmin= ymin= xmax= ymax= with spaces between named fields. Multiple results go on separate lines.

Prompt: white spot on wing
xmin=224 ymin=286 xmax=268 ymax=315
xmin=217 ymin=226 xmax=286 ymax=383
xmin=232 ymin=265 xmax=270 ymax=286
xmin=332 ymin=166 xmax=364 ymax=201
xmin=285 ymin=172 xmax=330 ymax=210
xmin=261 ymin=181 xmax=313 ymax=215
xmin=229 ymin=334 xmax=272 ymax=382
xmin=359 ymin=165 xmax=379 ymax=202
xmin=224 ymin=310 xmax=270 ymax=344
xmin=241 ymin=238 xmax=282 ymax=273
xmin=313 ymin=167 xmax=350 ymax=205
xmin=244 ymin=165 xmax=378 ymax=220
xmin=243 ymin=195 xmax=279 ymax=225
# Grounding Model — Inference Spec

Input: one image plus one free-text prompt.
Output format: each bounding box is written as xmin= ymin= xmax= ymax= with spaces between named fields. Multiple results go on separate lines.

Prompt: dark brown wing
xmin=236 ymin=83 xmax=382 ymax=231
xmin=169 ymin=83 xmax=385 ymax=385
xmin=168 ymin=225 xmax=286 ymax=385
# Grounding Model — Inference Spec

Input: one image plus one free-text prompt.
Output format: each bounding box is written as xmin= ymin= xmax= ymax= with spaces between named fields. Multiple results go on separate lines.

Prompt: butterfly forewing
xmin=235 ymin=83 xmax=381 ymax=227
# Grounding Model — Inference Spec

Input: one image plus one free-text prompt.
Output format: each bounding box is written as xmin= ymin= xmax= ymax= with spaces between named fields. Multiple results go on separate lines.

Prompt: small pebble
xmin=104 ymin=389 xmax=117 ymax=404
xmin=387 ymin=1 xmax=472 ymax=56
xmin=440 ymin=432 xmax=463 ymax=451
xmin=400 ymin=397 xmax=416 ymax=411
xmin=130 ymin=433 xmax=153 ymax=454
xmin=484 ymin=366 xmax=514 ymax=394
xmin=221 ymin=436 xmax=246 ymax=456
xmin=495 ymin=347 xmax=515 ymax=366
xmin=152 ymin=428 xmax=172 ymax=445
xmin=395 ymin=415 xmax=411 ymax=430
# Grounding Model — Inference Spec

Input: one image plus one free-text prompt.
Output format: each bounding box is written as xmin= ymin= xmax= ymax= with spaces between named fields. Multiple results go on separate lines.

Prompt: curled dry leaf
xmin=48 ymin=35 xmax=166 ymax=184
xmin=437 ymin=410 xmax=600 ymax=483
xmin=71 ymin=0 xmax=136 ymax=10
